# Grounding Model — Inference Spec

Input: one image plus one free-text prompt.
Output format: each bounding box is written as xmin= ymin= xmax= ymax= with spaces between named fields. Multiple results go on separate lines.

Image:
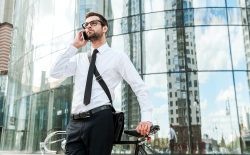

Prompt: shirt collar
xmin=91 ymin=42 xmax=109 ymax=55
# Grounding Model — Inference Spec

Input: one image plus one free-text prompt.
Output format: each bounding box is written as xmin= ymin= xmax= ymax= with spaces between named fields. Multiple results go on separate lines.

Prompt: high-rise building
xmin=241 ymin=106 xmax=250 ymax=151
xmin=121 ymin=0 xmax=142 ymax=131
xmin=0 ymin=0 xmax=14 ymax=23
xmin=0 ymin=75 xmax=7 ymax=141
xmin=0 ymin=0 xmax=14 ymax=72
xmin=243 ymin=0 xmax=250 ymax=101
xmin=240 ymin=0 xmax=250 ymax=151
xmin=0 ymin=23 xmax=12 ymax=72
xmin=0 ymin=0 xmax=15 ymax=146
xmin=164 ymin=0 xmax=201 ymax=153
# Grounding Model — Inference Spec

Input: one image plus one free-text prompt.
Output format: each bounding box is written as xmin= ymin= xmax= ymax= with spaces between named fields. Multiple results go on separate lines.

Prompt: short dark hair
xmin=85 ymin=12 xmax=108 ymax=27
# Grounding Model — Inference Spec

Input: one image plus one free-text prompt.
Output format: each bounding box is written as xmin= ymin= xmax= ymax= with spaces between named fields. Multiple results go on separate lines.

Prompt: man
xmin=169 ymin=124 xmax=177 ymax=154
xmin=50 ymin=12 xmax=153 ymax=155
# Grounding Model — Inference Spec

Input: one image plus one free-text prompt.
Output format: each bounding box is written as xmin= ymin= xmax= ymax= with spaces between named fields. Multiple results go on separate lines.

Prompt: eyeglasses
xmin=82 ymin=20 xmax=103 ymax=29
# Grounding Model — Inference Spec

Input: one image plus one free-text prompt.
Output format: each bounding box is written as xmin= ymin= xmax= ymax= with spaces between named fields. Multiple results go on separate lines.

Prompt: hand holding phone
xmin=72 ymin=31 xmax=88 ymax=49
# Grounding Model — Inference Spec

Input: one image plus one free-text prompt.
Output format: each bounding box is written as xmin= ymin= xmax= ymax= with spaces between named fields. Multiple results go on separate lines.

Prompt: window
xmin=197 ymin=117 xmax=200 ymax=123
xmin=189 ymin=81 xmax=192 ymax=87
xmin=170 ymin=101 xmax=173 ymax=106
xmin=194 ymin=90 xmax=198 ymax=97
xmin=169 ymin=82 xmax=172 ymax=89
xmin=194 ymin=80 xmax=198 ymax=87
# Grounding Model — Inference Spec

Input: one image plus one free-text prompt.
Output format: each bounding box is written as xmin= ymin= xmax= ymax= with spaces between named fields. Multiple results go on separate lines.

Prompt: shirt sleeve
xmin=50 ymin=45 xmax=78 ymax=79
xmin=118 ymin=52 xmax=153 ymax=122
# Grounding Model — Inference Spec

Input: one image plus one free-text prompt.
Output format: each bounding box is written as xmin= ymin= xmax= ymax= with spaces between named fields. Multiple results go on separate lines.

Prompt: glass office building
xmin=1 ymin=0 xmax=250 ymax=154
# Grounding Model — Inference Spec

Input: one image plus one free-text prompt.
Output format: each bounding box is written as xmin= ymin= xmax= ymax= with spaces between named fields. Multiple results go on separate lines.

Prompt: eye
xmin=91 ymin=21 xmax=98 ymax=25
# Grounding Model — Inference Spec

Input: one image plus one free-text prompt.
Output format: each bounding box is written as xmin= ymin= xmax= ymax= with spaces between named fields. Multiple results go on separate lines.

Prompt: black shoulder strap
xmin=93 ymin=67 xmax=112 ymax=104
xmin=87 ymin=53 xmax=115 ymax=112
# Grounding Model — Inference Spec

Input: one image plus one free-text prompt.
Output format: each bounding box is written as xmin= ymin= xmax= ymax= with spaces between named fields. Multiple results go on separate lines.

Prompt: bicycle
xmin=114 ymin=125 xmax=160 ymax=155
xmin=40 ymin=125 xmax=160 ymax=155
xmin=40 ymin=130 xmax=66 ymax=154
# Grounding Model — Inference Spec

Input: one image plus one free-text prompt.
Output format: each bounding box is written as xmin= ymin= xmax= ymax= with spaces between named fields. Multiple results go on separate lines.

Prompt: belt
xmin=71 ymin=105 xmax=112 ymax=120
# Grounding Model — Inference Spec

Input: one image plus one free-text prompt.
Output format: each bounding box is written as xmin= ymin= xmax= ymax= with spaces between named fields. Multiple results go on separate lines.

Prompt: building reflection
xmin=164 ymin=0 xmax=201 ymax=153
xmin=1 ymin=0 xmax=250 ymax=154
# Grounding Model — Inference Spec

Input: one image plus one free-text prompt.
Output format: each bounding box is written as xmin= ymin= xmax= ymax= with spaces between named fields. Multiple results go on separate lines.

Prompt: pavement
xmin=0 ymin=151 xmax=59 ymax=155
xmin=0 ymin=151 xmax=38 ymax=155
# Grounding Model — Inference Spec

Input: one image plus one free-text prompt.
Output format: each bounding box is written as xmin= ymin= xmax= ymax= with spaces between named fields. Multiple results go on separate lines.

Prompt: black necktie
xmin=84 ymin=49 xmax=98 ymax=105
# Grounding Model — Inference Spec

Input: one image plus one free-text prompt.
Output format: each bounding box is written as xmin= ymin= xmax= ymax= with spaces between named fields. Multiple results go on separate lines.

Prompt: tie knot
xmin=93 ymin=49 xmax=98 ymax=55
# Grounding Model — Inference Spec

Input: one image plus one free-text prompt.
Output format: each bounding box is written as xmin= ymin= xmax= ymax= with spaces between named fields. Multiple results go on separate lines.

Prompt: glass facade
xmin=1 ymin=0 xmax=250 ymax=154
xmin=0 ymin=74 xmax=7 ymax=145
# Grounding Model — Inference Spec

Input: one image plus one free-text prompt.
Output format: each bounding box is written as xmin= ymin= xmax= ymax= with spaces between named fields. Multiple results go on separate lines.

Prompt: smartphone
xmin=82 ymin=31 xmax=89 ymax=40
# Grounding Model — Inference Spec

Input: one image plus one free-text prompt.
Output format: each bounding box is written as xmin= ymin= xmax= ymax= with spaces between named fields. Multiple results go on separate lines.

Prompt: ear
xmin=103 ymin=26 xmax=108 ymax=33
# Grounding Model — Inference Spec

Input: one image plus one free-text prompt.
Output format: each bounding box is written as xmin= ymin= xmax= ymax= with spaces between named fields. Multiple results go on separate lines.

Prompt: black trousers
xmin=169 ymin=139 xmax=175 ymax=154
xmin=65 ymin=108 xmax=114 ymax=155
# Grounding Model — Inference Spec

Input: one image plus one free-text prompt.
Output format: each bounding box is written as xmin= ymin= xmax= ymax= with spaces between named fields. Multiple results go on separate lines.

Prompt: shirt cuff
xmin=141 ymin=110 xmax=153 ymax=123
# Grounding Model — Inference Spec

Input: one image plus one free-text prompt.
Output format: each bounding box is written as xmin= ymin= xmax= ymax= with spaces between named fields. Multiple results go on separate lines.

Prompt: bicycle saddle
xmin=124 ymin=125 xmax=160 ymax=137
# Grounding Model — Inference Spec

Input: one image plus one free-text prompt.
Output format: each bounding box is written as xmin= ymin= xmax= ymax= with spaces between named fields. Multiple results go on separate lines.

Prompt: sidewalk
xmin=0 ymin=151 xmax=59 ymax=155
xmin=0 ymin=151 xmax=38 ymax=155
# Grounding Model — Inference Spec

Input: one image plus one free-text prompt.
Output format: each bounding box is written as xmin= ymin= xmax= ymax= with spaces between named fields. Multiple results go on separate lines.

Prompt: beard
xmin=88 ymin=31 xmax=103 ymax=41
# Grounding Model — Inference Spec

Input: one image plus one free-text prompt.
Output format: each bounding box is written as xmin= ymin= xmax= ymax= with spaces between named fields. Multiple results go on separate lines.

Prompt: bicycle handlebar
xmin=124 ymin=125 xmax=160 ymax=138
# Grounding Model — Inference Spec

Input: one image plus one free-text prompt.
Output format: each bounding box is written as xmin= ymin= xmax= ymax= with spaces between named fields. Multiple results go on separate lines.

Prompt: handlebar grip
xmin=124 ymin=130 xmax=143 ymax=137
xmin=150 ymin=125 xmax=160 ymax=133
xmin=124 ymin=125 xmax=160 ymax=137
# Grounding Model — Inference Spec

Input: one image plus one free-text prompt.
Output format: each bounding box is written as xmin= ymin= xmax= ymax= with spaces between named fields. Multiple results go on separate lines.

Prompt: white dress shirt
xmin=50 ymin=43 xmax=153 ymax=122
xmin=169 ymin=127 xmax=177 ymax=141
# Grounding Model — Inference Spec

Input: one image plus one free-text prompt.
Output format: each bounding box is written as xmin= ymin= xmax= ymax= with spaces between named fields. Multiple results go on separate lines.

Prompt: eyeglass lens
xmin=82 ymin=20 xmax=100 ymax=28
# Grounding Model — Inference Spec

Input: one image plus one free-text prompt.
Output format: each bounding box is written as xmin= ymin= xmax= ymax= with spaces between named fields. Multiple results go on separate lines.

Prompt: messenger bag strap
xmin=87 ymin=53 xmax=115 ymax=112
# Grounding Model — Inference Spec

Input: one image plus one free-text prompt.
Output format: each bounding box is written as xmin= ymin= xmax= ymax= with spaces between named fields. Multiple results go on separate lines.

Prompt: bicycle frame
xmin=114 ymin=136 xmax=155 ymax=155
xmin=41 ymin=133 xmax=152 ymax=155
xmin=40 ymin=125 xmax=160 ymax=155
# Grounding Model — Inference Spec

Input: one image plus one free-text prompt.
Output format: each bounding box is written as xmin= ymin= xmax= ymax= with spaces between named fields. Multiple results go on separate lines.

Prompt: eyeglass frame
xmin=82 ymin=20 xmax=104 ymax=29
